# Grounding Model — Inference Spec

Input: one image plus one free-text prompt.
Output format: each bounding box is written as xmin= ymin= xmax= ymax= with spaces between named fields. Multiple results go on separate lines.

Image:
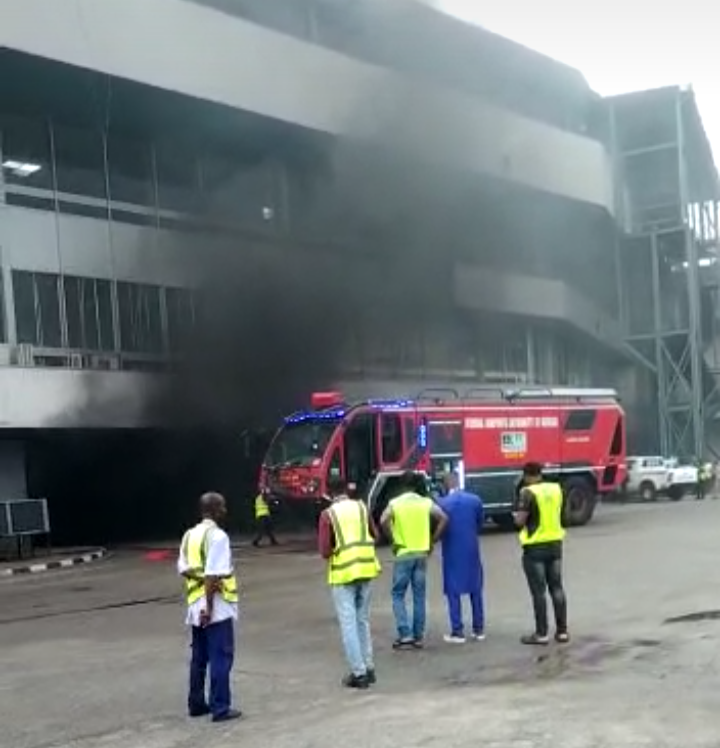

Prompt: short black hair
xmin=399 ymin=470 xmax=418 ymax=490
xmin=522 ymin=461 xmax=543 ymax=478
xmin=327 ymin=477 xmax=348 ymax=497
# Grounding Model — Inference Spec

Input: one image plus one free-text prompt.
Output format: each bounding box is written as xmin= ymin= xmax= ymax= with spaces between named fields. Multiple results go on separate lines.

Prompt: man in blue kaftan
xmin=438 ymin=472 xmax=485 ymax=644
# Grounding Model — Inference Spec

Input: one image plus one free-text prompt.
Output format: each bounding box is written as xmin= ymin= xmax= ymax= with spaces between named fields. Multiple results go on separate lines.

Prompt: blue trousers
xmin=391 ymin=557 xmax=427 ymax=640
xmin=446 ymin=589 xmax=484 ymax=637
xmin=188 ymin=618 xmax=235 ymax=718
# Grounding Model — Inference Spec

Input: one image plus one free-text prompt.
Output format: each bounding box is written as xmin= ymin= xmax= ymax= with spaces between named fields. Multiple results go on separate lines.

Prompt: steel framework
xmin=608 ymin=86 xmax=720 ymax=457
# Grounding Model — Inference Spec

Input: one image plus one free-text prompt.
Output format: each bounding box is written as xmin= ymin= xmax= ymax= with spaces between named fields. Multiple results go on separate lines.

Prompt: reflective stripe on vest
xmin=255 ymin=495 xmax=270 ymax=519
xmin=519 ymin=482 xmax=566 ymax=546
xmin=389 ymin=493 xmax=432 ymax=557
xmin=182 ymin=522 xmax=239 ymax=605
xmin=327 ymin=499 xmax=381 ymax=585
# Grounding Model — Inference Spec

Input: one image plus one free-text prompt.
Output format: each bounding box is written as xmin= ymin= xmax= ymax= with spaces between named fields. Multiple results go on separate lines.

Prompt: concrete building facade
xmin=0 ymin=0 xmax=637 ymax=439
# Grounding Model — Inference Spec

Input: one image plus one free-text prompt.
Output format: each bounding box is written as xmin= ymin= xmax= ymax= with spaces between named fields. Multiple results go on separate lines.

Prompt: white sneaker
xmin=443 ymin=634 xmax=467 ymax=644
xmin=471 ymin=631 xmax=486 ymax=641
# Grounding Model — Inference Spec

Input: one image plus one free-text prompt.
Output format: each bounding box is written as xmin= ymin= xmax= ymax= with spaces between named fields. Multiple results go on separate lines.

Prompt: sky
xmin=431 ymin=0 xmax=720 ymax=161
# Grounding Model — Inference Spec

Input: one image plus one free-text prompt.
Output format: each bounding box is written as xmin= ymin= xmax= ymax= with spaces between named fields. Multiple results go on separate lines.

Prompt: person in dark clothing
xmin=252 ymin=491 xmax=279 ymax=547
xmin=514 ymin=462 xmax=569 ymax=646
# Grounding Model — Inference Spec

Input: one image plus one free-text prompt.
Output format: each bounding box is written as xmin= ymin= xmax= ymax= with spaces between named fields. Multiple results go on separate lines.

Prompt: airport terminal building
xmin=0 ymin=0 xmax=718 ymax=537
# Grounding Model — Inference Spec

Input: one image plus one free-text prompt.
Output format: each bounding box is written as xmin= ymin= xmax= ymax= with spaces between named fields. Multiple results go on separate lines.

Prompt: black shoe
xmin=252 ymin=540 xmax=260 ymax=548
xmin=342 ymin=673 xmax=370 ymax=689
xmin=189 ymin=706 xmax=210 ymax=718
xmin=212 ymin=709 xmax=242 ymax=723
xmin=366 ymin=669 xmax=377 ymax=685
xmin=392 ymin=638 xmax=414 ymax=650
xmin=521 ymin=633 xmax=550 ymax=646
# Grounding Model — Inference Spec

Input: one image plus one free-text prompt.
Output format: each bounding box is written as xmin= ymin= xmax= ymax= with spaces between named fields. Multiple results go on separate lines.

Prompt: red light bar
xmin=311 ymin=391 xmax=343 ymax=409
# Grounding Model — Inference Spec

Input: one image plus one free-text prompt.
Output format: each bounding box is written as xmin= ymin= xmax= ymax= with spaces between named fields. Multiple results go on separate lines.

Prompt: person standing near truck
xmin=252 ymin=490 xmax=279 ymax=547
xmin=318 ymin=477 xmax=381 ymax=689
xmin=381 ymin=471 xmax=448 ymax=649
xmin=514 ymin=462 xmax=569 ymax=646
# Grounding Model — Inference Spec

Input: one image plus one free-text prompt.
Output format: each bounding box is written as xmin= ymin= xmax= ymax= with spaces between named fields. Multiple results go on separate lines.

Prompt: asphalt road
xmin=2 ymin=500 xmax=720 ymax=748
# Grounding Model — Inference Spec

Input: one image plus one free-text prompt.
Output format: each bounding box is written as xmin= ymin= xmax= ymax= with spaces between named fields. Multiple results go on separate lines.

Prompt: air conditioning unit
xmin=16 ymin=344 xmax=34 ymax=367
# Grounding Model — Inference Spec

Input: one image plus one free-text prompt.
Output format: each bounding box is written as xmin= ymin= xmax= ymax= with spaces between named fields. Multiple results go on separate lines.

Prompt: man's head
xmin=443 ymin=471 xmax=460 ymax=492
xmin=200 ymin=492 xmax=227 ymax=522
xmin=398 ymin=470 xmax=419 ymax=493
xmin=522 ymin=462 xmax=544 ymax=486
xmin=327 ymin=476 xmax=349 ymax=500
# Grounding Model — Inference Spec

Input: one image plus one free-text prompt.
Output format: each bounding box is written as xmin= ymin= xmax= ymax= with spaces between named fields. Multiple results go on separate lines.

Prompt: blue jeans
xmin=331 ymin=581 xmax=374 ymax=677
xmin=446 ymin=589 xmax=484 ymax=636
xmin=392 ymin=557 xmax=427 ymax=640
xmin=188 ymin=618 xmax=235 ymax=718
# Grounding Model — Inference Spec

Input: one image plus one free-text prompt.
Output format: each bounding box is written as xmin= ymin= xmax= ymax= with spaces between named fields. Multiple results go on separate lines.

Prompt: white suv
xmin=625 ymin=455 xmax=697 ymax=501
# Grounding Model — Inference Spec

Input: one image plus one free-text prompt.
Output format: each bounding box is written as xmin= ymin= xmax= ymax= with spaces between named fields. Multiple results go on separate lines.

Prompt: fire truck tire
xmin=562 ymin=478 xmax=597 ymax=527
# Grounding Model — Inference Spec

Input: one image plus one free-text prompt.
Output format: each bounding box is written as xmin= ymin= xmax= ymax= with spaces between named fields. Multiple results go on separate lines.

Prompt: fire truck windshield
xmin=265 ymin=420 xmax=338 ymax=467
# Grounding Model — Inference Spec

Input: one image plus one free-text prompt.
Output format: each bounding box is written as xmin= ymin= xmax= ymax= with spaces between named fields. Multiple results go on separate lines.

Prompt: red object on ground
xmin=144 ymin=550 xmax=172 ymax=562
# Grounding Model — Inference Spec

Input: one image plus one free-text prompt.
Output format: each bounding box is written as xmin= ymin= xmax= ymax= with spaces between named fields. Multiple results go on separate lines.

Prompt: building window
xmin=1 ymin=116 xmax=54 ymax=191
xmin=156 ymin=141 xmax=200 ymax=213
xmin=165 ymin=286 xmax=196 ymax=353
xmin=53 ymin=123 xmax=107 ymax=200
xmin=107 ymin=135 xmax=154 ymax=208
xmin=12 ymin=270 xmax=62 ymax=348
xmin=64 ymin=275 xmax=115 ymax=351
xmin=117 ymin=281 xmax=163 ymax=354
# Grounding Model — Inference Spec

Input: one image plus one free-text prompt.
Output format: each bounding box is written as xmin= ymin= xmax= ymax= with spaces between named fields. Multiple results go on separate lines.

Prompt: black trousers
xmin=522 ymin=543 xmax=567 ymax=637
xmin=253 ymin=516 xmax=278 ymax=546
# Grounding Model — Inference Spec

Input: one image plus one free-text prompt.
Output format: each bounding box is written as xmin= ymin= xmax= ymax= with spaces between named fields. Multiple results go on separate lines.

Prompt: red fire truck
xmin=259 ymin=384 xmax=626 ymax=528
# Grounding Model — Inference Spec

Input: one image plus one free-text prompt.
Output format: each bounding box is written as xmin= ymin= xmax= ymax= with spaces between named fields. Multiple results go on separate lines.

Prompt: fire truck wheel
xmin=562 ymin=478 xmax=597 ymax=527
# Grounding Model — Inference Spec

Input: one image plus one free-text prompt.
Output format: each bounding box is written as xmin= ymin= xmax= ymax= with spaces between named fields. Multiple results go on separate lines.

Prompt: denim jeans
xmin=331 ymin=581 xmax=374 ymax=677
xmin=391 ymin=557 xmax=427 ymax=640
xmin=522 ymin=543 xmax=567 ymax=637
xmin=188 ymin=618 xmax=235 ymax=718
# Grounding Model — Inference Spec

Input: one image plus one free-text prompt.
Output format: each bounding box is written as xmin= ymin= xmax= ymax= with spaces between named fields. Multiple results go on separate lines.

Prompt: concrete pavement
xmin=2 ymin=501 xmax=720 ymax=747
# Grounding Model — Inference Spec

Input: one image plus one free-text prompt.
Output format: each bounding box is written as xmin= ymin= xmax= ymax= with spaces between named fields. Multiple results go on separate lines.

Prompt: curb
xmin=0 ymin=548 xmax=108 ymax=577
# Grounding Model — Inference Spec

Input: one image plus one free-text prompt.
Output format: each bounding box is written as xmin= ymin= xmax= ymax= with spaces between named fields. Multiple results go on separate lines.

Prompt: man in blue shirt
xmin=438 ymin=472 xmax=485 ymax=643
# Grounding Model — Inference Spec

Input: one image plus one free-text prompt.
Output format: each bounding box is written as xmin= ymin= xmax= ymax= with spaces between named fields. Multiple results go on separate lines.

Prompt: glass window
xmin=1 ymin=116 xmax=54 ymax=190
xmin=95 ymin=280 xmax=115 ymax=352
xmin=266 ymin=420 xmax=338 ymax=466
xmin=156 ymin=141 xmax=200 ymax=212
xmin=381 ymin=413 xmax=403 ymax=464
xmin=107 ymin=135 xmax=154 ymax=207
xmin=13 ymin=271 xmax=37 ymax=344
xmin=64 ymin=276 xmax=83 ymax=349
xmin=53 ymin=124 xmax=107 ymax=199
xmin=165 ymin=286 xmax=195 ymax=353
xmin=35 ymin=273 xmax=62 ymax=348
xmin=117 ymin=281 xmax=163 ymax=354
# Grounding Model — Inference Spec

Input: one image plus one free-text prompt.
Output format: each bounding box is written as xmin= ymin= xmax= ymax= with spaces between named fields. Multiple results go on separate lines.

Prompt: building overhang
xmin=1 ymin=0 xmax=613 ymax=213
xmin=453 ymin=263 xmax=628 ymax=356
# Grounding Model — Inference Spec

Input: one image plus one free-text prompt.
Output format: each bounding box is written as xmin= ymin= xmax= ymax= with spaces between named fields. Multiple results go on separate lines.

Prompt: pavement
xmin=2 ymin=500 xmax=720 ymax=747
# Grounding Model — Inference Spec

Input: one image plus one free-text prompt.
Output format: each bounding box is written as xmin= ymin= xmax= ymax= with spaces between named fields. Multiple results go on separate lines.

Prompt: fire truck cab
xmin=260 ymin=385 xmax=626 ymax=529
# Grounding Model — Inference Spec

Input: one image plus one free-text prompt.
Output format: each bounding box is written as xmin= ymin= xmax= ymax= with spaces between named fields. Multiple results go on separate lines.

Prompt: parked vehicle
xmin=625 ymin=455 xmax=697 ymax=501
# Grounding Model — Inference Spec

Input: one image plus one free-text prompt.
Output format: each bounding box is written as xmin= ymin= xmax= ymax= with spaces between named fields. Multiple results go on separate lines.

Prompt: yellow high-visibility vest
xmin=388 ymin=493 xmax=433 ymax=557
xmin=181 ymin=521 xmax=238 ymax=605
xmin=519 ymin=482 xmax=566 ymax=546
xmin=255 ymin=494 xmax=270 ymax=519
xmin=327 ymin=499 xmax=381 ymax=585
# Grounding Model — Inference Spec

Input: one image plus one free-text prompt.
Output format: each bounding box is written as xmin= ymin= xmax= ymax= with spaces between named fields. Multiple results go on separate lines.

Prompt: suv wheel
xmin=639 ymin=481 xmax=657 ymax=502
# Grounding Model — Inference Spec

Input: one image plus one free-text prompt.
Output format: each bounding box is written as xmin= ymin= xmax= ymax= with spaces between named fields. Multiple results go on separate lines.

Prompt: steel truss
xmin=610 ymin=87 xmax=720 ymax=458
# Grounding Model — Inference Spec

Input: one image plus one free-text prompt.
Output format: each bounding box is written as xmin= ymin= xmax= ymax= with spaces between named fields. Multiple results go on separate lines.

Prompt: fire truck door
xmin=427 ymin=419 xmax=465 ymax=488
xmin=378 ymin=412 xmax=404 ymax=468
xmin=342 ymin=412 xmax=379 ymax=497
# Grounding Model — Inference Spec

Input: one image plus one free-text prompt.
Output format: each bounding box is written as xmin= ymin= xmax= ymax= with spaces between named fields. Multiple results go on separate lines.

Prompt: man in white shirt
xmin=178 ymin=492 xmax=241 ymax=723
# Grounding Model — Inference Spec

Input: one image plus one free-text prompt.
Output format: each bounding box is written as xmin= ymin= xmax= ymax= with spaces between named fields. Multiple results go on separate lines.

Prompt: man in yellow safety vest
xmin=513 ymin=462 xmax=569 ymax=646
xmin=252 ymin=490 xmax=278 ymax=547
xmin=177 ymin=492 xmax=241 ymax=722
xmin=318 ymin=477 xmax=381 ymax=689
xmin=381 ymin=471 xmax=448 ymax=649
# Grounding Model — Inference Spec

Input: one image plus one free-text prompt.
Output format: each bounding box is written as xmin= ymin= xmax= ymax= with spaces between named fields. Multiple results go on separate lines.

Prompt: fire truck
xmin=259 ymin=384 xmax=626 ymax=529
